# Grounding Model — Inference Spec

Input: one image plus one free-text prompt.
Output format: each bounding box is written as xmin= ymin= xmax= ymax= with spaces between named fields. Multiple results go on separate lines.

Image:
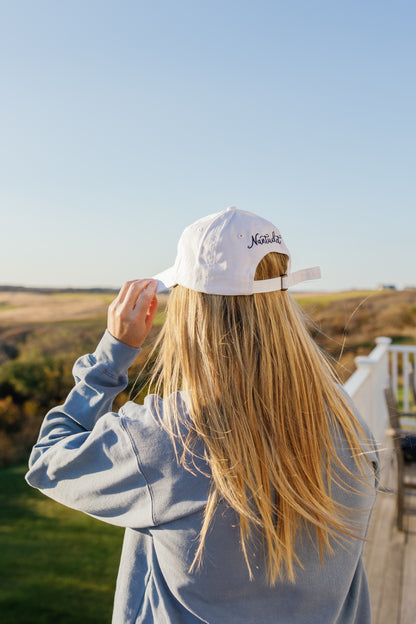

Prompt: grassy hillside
xmin=295 ymin=288 xmax=416 ymax=382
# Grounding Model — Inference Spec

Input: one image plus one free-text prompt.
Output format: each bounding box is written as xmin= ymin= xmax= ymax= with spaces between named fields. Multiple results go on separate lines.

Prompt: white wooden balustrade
xmin=389 ymin=344 xmax=416 ymax=412
xmin=343 ymin=337 xmax=391 ymax=445
xmin=343 ymin=338 xmax=416 ymax=443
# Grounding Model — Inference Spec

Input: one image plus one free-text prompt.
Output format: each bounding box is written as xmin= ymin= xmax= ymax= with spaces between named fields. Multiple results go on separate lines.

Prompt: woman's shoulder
xmin=119 ymin=391 xmax=197 ymax=455
xmin=120 ymin=391 xmax=191 ymax=426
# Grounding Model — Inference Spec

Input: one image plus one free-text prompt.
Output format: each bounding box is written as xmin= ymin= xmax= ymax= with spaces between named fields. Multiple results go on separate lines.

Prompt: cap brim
xmin=152 ymin=266 xmax=177 ymax=293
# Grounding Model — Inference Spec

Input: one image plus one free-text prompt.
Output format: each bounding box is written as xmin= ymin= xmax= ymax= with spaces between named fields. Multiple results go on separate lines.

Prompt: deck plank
xmin=364 ymin=488 xmax=404 ymax=624
xmin=364 ymin=448 xmax=416 ymax=624
xmin=400 ymin=489 xmax=416 ymax=624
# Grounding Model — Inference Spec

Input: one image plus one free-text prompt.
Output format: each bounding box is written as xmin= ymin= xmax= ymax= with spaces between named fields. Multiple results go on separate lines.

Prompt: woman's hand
xmin=107 ymin=279 xmax=159 ymax=348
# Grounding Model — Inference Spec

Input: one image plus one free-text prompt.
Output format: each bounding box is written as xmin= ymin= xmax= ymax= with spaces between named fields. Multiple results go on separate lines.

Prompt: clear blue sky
xmin=1 ymin=0 xmax=415 ymax=291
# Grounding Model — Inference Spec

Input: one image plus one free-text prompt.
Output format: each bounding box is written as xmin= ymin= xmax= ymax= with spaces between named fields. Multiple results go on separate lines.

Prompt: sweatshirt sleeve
xmin=25 ymin=330 xmax=154 ymax=529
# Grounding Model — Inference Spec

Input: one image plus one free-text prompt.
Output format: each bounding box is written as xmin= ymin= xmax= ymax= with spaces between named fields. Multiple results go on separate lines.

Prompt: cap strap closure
xmin=251 ymin=266 xmax=321 ymax=293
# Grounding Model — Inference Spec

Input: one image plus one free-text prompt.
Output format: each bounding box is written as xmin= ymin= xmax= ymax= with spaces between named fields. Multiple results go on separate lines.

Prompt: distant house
xmin=377 ymin=284 xmax=397 ymax=291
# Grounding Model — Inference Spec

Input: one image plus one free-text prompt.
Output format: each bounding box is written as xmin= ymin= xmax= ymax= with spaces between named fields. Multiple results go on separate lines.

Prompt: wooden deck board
xmin=400 ymin=492 xmax=416 ymax=624
xmin=364 ymin=444 xmax=416 ymax=624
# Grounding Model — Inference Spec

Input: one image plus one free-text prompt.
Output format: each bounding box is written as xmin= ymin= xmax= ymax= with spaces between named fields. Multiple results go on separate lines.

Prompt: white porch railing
xmin=389 ymin=344 xmax=416 ymax=412
xmin=343 ymin=338 xmax=416 ymax=445
xmin=343 ymin=337 xmax=391 ymax=445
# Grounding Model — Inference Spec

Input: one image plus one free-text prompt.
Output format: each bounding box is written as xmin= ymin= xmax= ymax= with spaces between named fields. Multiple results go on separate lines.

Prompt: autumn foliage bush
xmin=0 ymin=315 xmax=162 ymax=467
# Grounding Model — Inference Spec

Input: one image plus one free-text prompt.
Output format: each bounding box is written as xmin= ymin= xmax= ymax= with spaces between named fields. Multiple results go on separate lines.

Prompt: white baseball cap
xmin=153 ymin=207 xmax=321 ymax=295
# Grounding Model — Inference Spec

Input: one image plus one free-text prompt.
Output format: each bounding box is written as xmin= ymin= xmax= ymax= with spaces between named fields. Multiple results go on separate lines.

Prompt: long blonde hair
xmin=147 ymin=252 xmax=373 ymax=583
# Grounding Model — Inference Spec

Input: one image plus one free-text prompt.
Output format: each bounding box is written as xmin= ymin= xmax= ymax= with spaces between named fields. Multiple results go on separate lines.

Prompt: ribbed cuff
xmin=93 ymin=330 xmax=142 ymax=376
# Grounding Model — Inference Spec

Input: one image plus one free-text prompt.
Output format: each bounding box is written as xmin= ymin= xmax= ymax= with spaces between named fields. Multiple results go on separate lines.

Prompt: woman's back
xmin=113 ymin=391 xmax=378 ymax=623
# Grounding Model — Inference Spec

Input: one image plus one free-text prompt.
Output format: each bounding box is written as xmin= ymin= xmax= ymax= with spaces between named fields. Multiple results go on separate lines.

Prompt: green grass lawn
xmin=0 ymin=465 xmax=124 ymax=623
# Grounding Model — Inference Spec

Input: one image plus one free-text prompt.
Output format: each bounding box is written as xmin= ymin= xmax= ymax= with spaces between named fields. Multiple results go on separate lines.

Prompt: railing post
xmin=403 ymin=353 xmax=410 ymax=411
xmin=344 ymin=337 xmax=391 ymax=445
xmin=354 ymin=356 xmax=379 ymax=440
xmin=391 ymin=350 xmax=398 ymax=400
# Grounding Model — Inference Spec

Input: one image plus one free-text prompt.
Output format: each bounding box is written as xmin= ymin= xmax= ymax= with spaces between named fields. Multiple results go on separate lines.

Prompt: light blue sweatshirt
xmin=26 ymin=331 xmax=379 ymax=624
